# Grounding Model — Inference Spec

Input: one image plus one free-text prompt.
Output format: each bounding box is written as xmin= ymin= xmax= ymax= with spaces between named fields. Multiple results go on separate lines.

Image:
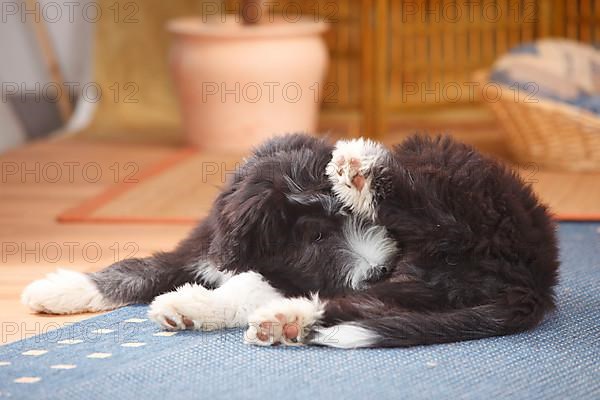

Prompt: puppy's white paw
xmin=245 ymin=297 xmax=324 ymax=346
xmin=148 ymin=283 xmax=222 ymax=331
xmin=21 ymin=269 xmax=118 ymax=314
xmin=326 ymin=138 xmax=387 ymax=219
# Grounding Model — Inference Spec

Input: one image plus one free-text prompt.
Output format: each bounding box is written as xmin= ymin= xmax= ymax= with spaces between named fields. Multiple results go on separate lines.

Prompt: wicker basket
xmin=475 ymin=70 xmax=600 ymax=171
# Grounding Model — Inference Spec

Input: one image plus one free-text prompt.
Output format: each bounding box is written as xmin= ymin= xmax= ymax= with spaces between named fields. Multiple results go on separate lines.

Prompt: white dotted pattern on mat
xmin=51 ymin=364 xmax=77 ymax=370
xmin=86 ymin=353 xmax=112 ymax=359
xmin=121 ymin=342 xmax=146 ymax=348
xmin=22 ymin=350 xmax=48 ymax=357
xmin=14 ymin=377 xmax=41 ymax=384
xmin=58 ymin=339 xmax=83 ymax=345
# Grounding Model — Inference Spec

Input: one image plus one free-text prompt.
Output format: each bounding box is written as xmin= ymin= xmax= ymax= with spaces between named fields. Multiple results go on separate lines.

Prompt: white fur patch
xmin=343 ymin=218 xmax=397 ymax=289
xmin=21 ymin=269 xmax=119 ymax=314
xmin=245 ymin=296 xmax=325 ymax=346
xmin=326 ymin=138 xmax=388 ymax=220
xmin=149 ymin=271 xmax=283 ymax=331
xmin=311 ymin=324 xmax=379 ymax=348
xmin=187 ymin=260 xmax=234 ymax=287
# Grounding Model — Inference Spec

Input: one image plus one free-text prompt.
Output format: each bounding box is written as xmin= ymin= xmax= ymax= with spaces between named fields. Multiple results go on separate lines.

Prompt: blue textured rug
xmin=1 ymin=223 xmax=599 ymax=399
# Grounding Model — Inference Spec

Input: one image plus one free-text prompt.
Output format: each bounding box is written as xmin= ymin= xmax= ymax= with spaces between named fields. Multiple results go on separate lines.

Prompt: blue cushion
xmin=572 ymin=94 xmax=600 ymax=114
xmin=490 ymin=39 xmax=600 ymax=114
xmin=509 ymin=42 xmax=539 ymax=55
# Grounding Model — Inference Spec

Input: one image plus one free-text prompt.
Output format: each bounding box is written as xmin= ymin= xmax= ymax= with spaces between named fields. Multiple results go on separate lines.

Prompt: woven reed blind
xmin=222 ymin=0 xmax=600 ymax=137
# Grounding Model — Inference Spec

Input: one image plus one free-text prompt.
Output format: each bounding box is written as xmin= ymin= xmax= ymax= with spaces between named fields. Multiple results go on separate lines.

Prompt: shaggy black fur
xmin=91 ymin=133 xmax=559 ymax=347
xmin=93 ymin=134 xmax=351 ymax=300
xmin=315 ymin=135 xmax=559 ymax=346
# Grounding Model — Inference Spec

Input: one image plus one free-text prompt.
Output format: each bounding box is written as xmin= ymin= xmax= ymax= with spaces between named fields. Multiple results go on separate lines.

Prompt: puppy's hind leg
xmin=21 ymin=254 xmax=206 ymax=315
xmin=21 ymin=268 xmax=122 ymax=315
xmin=21 ymin=214 xmax=230 ymax=316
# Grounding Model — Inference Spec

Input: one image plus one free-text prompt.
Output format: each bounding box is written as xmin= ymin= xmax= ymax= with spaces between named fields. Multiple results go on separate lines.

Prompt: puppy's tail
xmin=21 ymin=253 xmax=228 ymax=315
xmin=311 ymin=291 xmax=553 ymax=348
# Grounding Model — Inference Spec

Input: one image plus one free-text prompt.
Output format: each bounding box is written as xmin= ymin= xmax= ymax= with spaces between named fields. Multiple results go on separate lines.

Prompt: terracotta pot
xmin=167 ymin=17 xmax=329 ymax=151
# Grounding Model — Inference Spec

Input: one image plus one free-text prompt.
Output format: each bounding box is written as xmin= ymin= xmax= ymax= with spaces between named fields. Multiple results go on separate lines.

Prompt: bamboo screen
xmin=555 ymin=0 xmax=600 ymax=41
xmin=218 ymin=0 xmax=600 ymax=137
xmin=385 ymin=0 xmax=542 ymax=110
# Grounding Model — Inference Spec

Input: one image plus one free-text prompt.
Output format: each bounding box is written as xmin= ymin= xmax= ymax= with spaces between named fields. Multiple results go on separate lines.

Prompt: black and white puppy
xmin=22 ymin=133 xmax=559 ymax=348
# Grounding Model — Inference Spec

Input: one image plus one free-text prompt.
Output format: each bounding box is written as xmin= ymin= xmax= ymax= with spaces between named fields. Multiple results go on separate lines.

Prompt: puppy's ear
xmin=285 ymin=192 xmax=338 ymax=215
xmin=221 ymin=179 xmax=291 ymax=258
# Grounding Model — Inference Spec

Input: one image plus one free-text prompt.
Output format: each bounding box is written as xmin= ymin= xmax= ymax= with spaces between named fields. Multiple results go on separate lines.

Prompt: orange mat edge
xmin=57 ymin=148 xmax=199 ymax=225
xmin=57 ymin=150 xmax=600 ymax=224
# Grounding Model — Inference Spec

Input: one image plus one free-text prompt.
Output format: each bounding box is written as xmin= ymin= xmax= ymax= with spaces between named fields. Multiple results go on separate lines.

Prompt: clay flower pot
xmin=167 ymin=17 xmax=329 ymax=151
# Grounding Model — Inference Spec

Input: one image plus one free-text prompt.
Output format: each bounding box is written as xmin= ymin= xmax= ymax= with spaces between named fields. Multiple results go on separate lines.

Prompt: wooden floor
xmin=0 ymin=138 xmax=192 ymax=345
xmin=1 ymin=133 xmax=596 ymax=346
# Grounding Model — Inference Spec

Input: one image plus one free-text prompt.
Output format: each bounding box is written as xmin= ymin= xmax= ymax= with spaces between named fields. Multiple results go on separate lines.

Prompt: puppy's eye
xmin=314 ymin=232 xmax=323 ymax=242
xmin=337 ymin=169 xmax=342 ymax=176
xmin=445 ymin=256 xmax=458 ymax=266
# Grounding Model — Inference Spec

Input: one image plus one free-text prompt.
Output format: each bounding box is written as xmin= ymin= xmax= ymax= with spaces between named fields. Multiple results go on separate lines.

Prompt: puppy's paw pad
xmin=326 ymin=138 xmax=387 ymax=218
xmin=247 ymin=313 xmax=299 ymax=345
xmin=245 ymin=297 xmax=323 ymax=346
xmin=327 ymin=139 xmax=384 ymax=187
xmin=148 ymin=284 xmax=211 ymax=331
xmin=148 ymin=295 xmax=190 ymax=330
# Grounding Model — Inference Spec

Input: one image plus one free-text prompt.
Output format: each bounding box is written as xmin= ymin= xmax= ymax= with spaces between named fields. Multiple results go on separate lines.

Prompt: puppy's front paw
xmin=245 ymin=297 xmax=324 ymax=346
xmin=148 ymin=284 xmax=218 ymax=331
xmin=326 ymin=138 xmax=387 ymax=219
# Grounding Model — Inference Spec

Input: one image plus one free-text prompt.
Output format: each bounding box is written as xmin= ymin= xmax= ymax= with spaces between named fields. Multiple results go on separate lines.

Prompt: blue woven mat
xmin=1 ymin=223 xmax=599 ymax=399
